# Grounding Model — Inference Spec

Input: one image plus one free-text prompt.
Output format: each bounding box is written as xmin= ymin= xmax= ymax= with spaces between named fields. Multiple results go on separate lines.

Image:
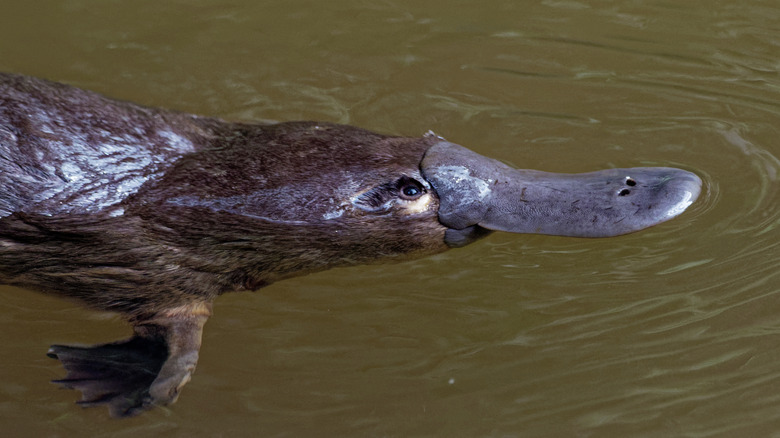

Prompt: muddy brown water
xmin=1 ymin=1 xmax=778 ymax=436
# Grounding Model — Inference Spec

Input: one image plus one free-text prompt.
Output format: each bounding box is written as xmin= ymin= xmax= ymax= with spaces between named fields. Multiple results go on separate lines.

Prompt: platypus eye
xmin=353 ymin=177 xmax=427 ymax=213
xmin=403 ymin=186 xmax=420 ymax=197
xmin=397 ymin=177 xmax=425 ymax=200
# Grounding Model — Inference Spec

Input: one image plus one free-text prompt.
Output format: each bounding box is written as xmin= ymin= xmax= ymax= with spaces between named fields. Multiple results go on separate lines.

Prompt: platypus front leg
xmin=47 ymin=301 xmax=211 ymax=417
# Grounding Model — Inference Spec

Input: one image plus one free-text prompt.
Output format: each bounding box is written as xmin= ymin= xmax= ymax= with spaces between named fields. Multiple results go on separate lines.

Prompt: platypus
xmin=0 ymin=72 xmax=702 ymax=417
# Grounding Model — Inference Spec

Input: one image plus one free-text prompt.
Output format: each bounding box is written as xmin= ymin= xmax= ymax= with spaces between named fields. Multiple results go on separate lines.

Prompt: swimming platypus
xmin=0 ymin=72 xmax=702 ymax=417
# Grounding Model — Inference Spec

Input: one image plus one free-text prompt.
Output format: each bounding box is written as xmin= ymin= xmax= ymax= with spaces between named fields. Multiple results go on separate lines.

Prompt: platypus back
xmin=0 ymin=73 xmax=206 ymax=217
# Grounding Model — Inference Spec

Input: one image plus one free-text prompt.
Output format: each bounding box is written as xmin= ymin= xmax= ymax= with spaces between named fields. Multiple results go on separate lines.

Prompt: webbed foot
xmin=48 ymin=302 xmax=211 ymax=417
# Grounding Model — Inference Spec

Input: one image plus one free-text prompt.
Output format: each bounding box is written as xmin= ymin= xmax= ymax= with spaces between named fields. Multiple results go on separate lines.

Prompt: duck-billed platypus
xmin=0 ymin=72 xmax=702 ymax=417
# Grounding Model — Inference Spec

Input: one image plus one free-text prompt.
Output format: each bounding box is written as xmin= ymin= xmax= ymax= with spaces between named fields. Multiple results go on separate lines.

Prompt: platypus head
xmin=135 ymin=121 xmax=701 ymax=282
xmin=329 ymin=133 xmax=700 ymax=250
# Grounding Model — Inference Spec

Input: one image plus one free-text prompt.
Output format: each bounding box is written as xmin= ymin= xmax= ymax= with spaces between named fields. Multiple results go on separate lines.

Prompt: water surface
xmin=0 ymin=1 xmax=778 ymax=436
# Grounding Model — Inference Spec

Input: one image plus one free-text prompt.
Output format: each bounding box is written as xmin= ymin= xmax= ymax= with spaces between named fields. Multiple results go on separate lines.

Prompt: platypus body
xmin=0 ymin=73 xmax=702 ymax=416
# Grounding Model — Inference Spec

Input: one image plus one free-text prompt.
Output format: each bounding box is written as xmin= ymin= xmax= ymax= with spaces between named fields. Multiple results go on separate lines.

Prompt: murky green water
xmin=1 ymin=1 xmax=778 ymax=436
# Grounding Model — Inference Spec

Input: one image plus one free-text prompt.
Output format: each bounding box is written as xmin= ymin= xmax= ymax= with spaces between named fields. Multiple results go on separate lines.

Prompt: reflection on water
xmin=1 ymin=0 xmax=779 ymax=436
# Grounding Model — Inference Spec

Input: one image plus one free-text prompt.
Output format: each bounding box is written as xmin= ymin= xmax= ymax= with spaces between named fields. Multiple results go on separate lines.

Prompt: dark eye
xmin=403 ymin=185 xmax=421 ymax=197
xmin=398 ymin=177 xmax=425 ymax=200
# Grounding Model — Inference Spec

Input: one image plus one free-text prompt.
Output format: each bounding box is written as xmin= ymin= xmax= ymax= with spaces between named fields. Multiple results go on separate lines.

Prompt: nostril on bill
xmin=618 ymin=188 xmax=631 ymax=196
xmin=625 ymin=178 xmax=637 ymax=186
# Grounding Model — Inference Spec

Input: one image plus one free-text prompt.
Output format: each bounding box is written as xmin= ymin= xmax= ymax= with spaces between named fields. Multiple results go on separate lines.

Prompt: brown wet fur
xmin=0 ymin=73 xmax=449 ymax=416
xmin=0 ymin=74 xmax=449 ymax=318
